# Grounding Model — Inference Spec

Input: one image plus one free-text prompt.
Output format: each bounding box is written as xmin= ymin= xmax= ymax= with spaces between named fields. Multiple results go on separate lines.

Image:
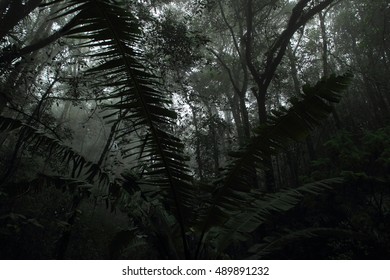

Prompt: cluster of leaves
xmin=0 ymin=116 xmax=109 ymax=185
xmin=307 ymin=126 xmax=390 ymax=180
xmin=147 ymin=9 xmax=209 ymax=71
xmin=285 ymin=126 xmax=390 ymax=259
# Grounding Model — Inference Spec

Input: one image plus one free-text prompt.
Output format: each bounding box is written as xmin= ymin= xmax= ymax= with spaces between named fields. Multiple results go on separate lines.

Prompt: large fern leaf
xmin=195 ymin=73 xmax=353 ymax=258
xmin=47 ymin=0 xmax=196 ymax=257
xmin=198 ymin=178 xmax=344 ymax=256
xmin=0 ymin=116 xmax=109 ymax=186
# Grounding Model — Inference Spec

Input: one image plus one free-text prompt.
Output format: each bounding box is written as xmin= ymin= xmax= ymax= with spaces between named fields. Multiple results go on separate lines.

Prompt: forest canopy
xmin=0 ymin=0 xmax=389 ymax=259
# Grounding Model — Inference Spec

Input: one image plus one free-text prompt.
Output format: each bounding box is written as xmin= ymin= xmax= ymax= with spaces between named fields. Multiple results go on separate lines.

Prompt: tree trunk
xmin=227 ymin=93 xmax=245 ymax=146
xmin=189 ymin=104 xmax=204 ymax=180
xmin=319 ymin=11 xmax=341 ymax=129
xmin=239 ymin=93 xmax=251 ymax=140
xmin=255 ymin=86 xmax=276 ymax=192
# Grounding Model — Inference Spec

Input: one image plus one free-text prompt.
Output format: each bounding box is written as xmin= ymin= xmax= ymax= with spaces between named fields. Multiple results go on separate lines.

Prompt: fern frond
xmin=47 ymin=0 xmax=196 ymax=257
xmin=205 ymin=178 xmax=344 ymax=254
xmin=195 ymin=73 xmax=352 ymax=257
xmin=0 ymin=116 xmax=109 ymax=186
xmin=223 ymin=73 xmax=353 ymax=191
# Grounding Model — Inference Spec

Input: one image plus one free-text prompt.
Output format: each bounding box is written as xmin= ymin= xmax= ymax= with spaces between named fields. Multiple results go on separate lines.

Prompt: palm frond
xmin=223 ymin=72 xmax=353 ymax=191
xmin=195 ymin=73 xmax=353 ymax=257
xmin=205 ymin=178 xmax=344 ymax=254
xmin=47 ymin=0 xmax=196 ymax=257
xmin=0 ymin=116 xmax=109 ymax=186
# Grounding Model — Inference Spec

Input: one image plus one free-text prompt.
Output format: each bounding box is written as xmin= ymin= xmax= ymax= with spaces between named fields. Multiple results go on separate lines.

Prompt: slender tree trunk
xmin=255 ymin=87 xmax=276 ymax=192
xmin=239 ymin=93 xmax=251 ymax=140
xmin=287 ymin=44 xmax=301 ymax=95
xmin=227 ymin=93 xmax=245 ymax=146
xmin=319 ymin=11 xmax=341 ymax=129
xmin=189 ymin=104 xmax=204 ymax=180
xmin=210 ymin=121 xmax=220 ymax=176
xmin=319 ymin=12 xmax=329 ymax=78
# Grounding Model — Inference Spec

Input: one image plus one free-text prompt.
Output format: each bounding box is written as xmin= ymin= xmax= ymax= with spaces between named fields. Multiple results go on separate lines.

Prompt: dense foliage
xmin=0 ymin=0 xmax=389 ymax=259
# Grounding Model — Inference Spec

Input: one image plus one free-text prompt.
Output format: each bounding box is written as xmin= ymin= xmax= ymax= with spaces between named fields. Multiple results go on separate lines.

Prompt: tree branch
xmin=261 ymin=0 xmax=335 ymax=91
xmin=0 ymin=15 xmax=79 ymax=64
xmin=207 ymin=47 xmax=242 ymax=96
xmin=0 ymin=0 xmax=42 ymax=40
